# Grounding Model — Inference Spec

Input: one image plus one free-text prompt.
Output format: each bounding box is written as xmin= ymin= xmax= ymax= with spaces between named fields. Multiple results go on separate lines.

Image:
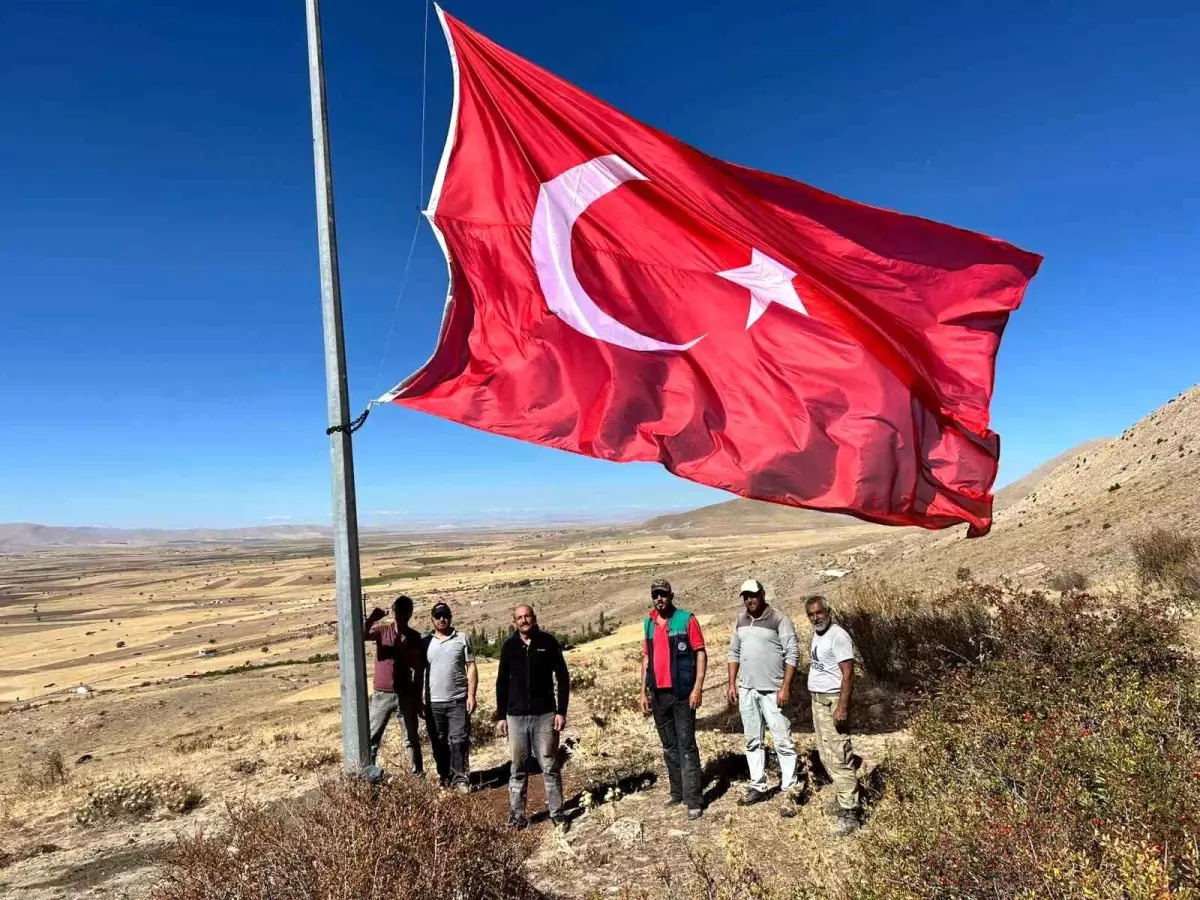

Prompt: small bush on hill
xmin=850 ymin=587 xmax=1200 ymax=899
xmin=836 ymin=579 xmax=993 ymax=684
xmin=1044 ymin=569 xmax=1089 ymax=592
xmin=74 ymin=777 xmax=202 ymax=825
xmin=1133 ymin=528 xmax=1199 ymax=602
xmin=151 ymin=777 xmax=544 ymax=900
xmin=17 ymin=749 xmax=67 ymax=791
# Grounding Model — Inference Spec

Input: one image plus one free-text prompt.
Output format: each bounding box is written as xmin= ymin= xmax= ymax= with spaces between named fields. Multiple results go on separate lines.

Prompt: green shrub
xmin=850 ymin=588 xmax=1200 ymax=899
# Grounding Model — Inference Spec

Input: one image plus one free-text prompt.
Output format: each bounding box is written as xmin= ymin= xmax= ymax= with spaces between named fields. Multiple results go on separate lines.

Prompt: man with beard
xmin=805 ymin=594 xmax=861 ymax=835
xmin=639 ymin=579 xmax=707 ymax=821
xmin=727 ymin=579 xmax=802 ymax=817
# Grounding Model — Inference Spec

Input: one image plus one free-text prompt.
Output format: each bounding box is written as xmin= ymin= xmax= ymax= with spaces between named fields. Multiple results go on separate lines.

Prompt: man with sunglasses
xmin=422 ymin=601 xmax=477 ymax=792
xmin=639 ymin=579 xmax=708 ymax=820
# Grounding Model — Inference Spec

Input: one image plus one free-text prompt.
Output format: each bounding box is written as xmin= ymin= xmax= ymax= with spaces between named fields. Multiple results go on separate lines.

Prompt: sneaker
xmin=454 ymin=782 xmax=471 ymax=795
xmin=687 ymin=808 xmax=704 ymax=821
xmin=833 ymin=808 xmax=861 ymax=836
xmin=737 ymin=788 xmax=768 ymax=807
xmin=507 ymin=811 xmax=528 ymax=830
xmin=550 ymin=813 xmax=570 ymax=833
xmin=663 ymin=797 xmax=683 ymax=808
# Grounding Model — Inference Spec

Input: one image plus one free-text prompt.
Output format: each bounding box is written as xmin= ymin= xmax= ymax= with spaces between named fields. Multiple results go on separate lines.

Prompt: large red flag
xmin=382 ymin=8 xmax=1041 ymax=535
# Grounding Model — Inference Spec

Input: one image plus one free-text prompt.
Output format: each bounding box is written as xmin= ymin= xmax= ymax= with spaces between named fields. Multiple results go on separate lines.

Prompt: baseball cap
xmin=650 ymin=579 xmax=673 ymax=596
xmin=739 ymin=579 xmax=765 ymax=596
xmin=431 ymin=602 xmax=453 ymax=619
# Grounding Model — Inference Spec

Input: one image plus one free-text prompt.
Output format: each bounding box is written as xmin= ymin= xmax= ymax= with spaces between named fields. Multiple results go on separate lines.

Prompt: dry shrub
xmin=1044 ymin=569 xmax=1089 ymax=592
xmin=151 ymin=776 xmax=545 ymax=900
xmin=835 ymin=579 xmax=993 ymax=684
xmin=280 ymin=747 xmax=339 ymax=774
xmin=229 ymin=758 xmax=263 ymax=775
xmin=587 ymin=678 xmax=643 ymax=718
xmin=850 ymin=587 xmax=1200 ymax=899
xmin=1133 ymin=528 xmax=1200 ymax=601
xmin=17 ymin=749 xmax=67 ymax=791
xmin=174 ymin=734 xmax=216 ymax=754
xmin=74 ymin=776 xmax=202 ymax=825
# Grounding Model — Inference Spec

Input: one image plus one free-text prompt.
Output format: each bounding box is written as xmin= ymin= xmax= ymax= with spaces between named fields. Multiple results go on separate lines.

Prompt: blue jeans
xmin=507 ymin=713 xmax=563 ymax=816
xmin=367 ymin=691 xmax=422 ymax=774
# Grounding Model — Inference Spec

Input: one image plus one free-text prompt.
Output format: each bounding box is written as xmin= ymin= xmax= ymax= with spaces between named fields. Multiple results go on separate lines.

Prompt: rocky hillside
xmin=872 ymin=384 xmax=1200 ymax=588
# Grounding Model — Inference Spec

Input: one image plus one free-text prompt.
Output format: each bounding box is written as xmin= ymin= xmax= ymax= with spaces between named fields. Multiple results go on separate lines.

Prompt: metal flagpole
xmin=304 ymin=0 xmax=371 ymax=775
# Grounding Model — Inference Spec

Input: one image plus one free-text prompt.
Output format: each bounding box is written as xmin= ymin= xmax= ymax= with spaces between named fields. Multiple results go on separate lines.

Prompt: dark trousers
xmin=426 ymin=700 xmax=470 ymax=786
xmin=651 ymin=689 xmax=702 ymax=809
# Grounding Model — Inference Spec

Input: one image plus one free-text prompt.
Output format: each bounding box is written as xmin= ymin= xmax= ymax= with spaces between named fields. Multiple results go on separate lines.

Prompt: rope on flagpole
xmin=368 ymin=0 xmax=433 ymax=404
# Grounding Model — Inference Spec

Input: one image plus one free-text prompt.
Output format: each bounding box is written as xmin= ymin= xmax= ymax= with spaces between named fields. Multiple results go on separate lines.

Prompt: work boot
xmin=737 ymin=788 xmax=768 ymax=806
xmin=779 ymin=789 xmax=803 ymax=819
xmin=833 ymin=807 xmax=861 ymax=836
xmin=550 ymin=813 xmax=570 ymax=833
xmin=507 ymin=811 xmax=528 ymax=830
xmin=687 ymin=807 xmax=704 ymax=821
xmin=663 ymin=796 xmax=683 ymax=808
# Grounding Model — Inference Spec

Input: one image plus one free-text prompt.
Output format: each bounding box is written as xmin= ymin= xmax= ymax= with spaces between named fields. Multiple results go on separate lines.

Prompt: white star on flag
xmin=717 ymin=248 xmax=808 ymax=328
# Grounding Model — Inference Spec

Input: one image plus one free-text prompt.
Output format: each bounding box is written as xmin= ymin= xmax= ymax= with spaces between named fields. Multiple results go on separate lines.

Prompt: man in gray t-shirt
xmin=422 ymin=602 xmax=477 ymax=791
xmin=727 ymin=579 xmax=801 ymax=817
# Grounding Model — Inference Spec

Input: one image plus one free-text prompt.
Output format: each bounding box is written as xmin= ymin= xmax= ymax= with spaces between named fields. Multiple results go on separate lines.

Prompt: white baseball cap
xmin=739 ymin=579 xmax=765 ymax=595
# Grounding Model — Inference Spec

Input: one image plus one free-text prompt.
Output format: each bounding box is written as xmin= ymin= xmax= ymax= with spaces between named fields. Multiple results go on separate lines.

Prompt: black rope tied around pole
xmin=326 ymin=403 xmax=373 ymax=436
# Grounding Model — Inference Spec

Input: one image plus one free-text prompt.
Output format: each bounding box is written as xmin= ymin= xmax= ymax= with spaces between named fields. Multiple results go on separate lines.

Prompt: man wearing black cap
xmin=423 ymin=601 xmax=477 ymax=792
xmin=639 ymin=579 xmax=708 ymax=820
xmin=363 ymin=595 xmax=425 ymax=775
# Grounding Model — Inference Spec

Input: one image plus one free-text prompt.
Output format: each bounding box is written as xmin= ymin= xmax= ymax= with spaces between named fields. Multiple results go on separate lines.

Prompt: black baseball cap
xmin=431 ymin=602 xmax=452 ymax=620
xmin=650 ymin=579 xmax=673 ymax=597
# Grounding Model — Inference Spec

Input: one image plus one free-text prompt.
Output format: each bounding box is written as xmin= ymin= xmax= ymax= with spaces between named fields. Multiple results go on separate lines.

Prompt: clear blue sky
xmin=2 ymin=0 xmax=1197 ymax=529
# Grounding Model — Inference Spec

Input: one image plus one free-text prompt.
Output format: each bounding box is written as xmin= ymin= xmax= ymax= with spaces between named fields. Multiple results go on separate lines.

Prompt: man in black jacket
xmin=496 ymin=604 xmax=570 ymax=830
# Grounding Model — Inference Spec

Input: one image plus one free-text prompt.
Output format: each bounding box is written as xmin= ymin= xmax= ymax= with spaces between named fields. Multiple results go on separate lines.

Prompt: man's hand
xmin=834 ymin=704 xmax=849 ymax=725
xmin=366 ymin=607 xmax=386 ymax=622
xmin=639 ymin=690 xmax=651 ymax=717
xmin=776 ymin=685 xmax=791 ymax=708
xmin=466 ymin=695 xmax=477 ymax=715
xmin=496 ymin=719 xmax=508 ymax=738
xmin=727 ymin=684 xmax=738 ymax=707
xmin=689 ymin=686 xmax=704 ymax=710
xmin=553 ymin=714 xmax=566 ymax=732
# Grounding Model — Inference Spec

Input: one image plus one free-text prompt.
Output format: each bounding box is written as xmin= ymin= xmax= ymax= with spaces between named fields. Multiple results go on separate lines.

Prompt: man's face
xmin=432 ymin=611 xmax=452 ymax=633
xmin=394 ymin=600 xmax=413 ymax=624
xmin=651 ymin=590 xmax=673 ymax=614
xmin=513 ymin=606 xmax=536 ymax=635
xmin=742 ymin=591 xmax=766 ymax=617
xmin=806 ymin=603 xmax=831 ymax=633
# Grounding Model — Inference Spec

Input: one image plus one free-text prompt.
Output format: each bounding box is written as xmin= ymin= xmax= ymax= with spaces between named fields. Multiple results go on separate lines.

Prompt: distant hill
xmin=641 ymin=437 xmax=1106 ymax=536
xmin=642 ymin=498 xmax=880 ymax=535
xmin=0 ymin=523 xmax=332 ymax=551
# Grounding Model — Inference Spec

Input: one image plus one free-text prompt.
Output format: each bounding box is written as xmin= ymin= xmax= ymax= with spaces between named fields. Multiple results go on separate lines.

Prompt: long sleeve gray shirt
xmin=727 ymin=607 xmax=799 ymax=691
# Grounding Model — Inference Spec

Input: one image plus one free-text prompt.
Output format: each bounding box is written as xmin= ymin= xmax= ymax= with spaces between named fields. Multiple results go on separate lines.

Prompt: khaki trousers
xmin=810 ymin=691 xmax=857 ymax=810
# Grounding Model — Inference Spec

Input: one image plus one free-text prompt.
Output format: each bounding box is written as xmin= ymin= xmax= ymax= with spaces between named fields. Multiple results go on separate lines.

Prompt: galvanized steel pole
xmin=304 ymin=0 xmax=370 ymax=775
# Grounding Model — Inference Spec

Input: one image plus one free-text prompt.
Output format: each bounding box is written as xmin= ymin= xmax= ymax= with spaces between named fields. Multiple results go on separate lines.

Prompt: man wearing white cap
xmin=727 ymin=578 xmax=802 ymax=817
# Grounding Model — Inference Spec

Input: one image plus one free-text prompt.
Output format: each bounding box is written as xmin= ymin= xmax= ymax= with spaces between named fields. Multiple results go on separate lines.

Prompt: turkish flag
xmin=383 ymin=8 xmax=1041 ymax=535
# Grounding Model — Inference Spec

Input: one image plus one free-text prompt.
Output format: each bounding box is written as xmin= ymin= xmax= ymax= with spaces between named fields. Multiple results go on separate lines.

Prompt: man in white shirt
xmin=805 ymin=594 xmax=860 ymax=834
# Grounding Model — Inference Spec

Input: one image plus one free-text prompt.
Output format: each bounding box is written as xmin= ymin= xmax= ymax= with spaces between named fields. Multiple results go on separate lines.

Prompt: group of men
xmin=365 ymin=577 xmax=861 ymax=835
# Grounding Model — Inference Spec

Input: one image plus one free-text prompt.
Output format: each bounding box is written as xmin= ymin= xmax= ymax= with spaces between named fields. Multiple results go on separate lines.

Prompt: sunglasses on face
xmin=651 ymin=591 xmax=671 ymax=599
xmin=433 ymin=614 xmax=451 ymax=621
